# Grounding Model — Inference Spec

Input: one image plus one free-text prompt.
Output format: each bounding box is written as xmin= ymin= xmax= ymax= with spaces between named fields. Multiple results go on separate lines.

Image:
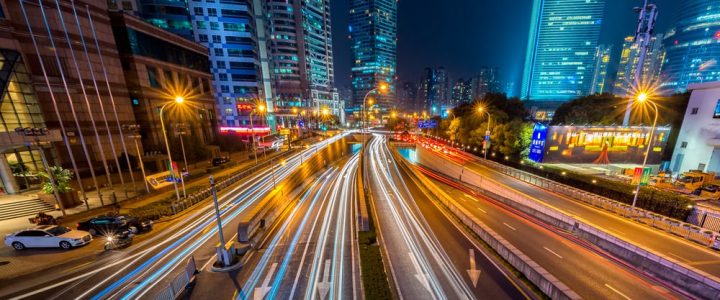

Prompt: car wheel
xmin=88 ymin=228 xmax=97 ymax=236
xmin=11 ymin=242 xmax=25 ymax=250
xmin=59 ymin=241 xmax=72 ymax=250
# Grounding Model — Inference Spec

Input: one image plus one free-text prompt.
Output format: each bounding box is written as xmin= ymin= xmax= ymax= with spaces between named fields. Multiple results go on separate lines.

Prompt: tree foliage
xmin=38 ymin=166 xmax=74 ymax=194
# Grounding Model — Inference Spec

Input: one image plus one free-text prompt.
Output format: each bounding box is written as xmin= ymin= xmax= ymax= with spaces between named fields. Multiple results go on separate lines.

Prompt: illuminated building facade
xmin=471 ymin=66 xmax=502 ymax=99
xmin=133 ymin=0 xmax=193 ymax=39
xmin=267 ymin=0 xmax=341 ymax=125
xmin=613 ymin=35 xmax=665 ymax=96
xmin=521 ymin=0 xmax=605 ymax=102
xmin=187 ymin=0 xmax=274 ymax=130
xmin=349 ymin=0 xmax=397 ymax=110
xmin=590 ymin=45 xmax=611 ymax=94
xmin=661 ymin=0 xmax=720 ymax=93
xmin=111 ymin=12 xmax=217 ymax=153
xmin=671 ymin=81 xmax=720 ymax=174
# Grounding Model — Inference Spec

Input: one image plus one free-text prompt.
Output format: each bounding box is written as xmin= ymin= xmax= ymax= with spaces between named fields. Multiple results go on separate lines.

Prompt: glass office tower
xmin=661 ymin=0 xmax=720 ymax=93
xmin=521 ymin=0 xmax=605 ymax=102
xmin=349 ymin=0 xmax=397 ymax=110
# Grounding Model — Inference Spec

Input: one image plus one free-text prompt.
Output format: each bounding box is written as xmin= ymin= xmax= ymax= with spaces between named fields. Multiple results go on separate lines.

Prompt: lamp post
xmin=122 ymin=124 xmax=150 ymax=194
xmin=631 ymin=92 xmax=658 ymax=207
xmin=477 ymin=106 xmax=492 ymax=160
xmin=249 ymin=104 xmax=266 ymax=165
xmin=176 ymin=123 xmax=189 ymax=198
xmin=160 ymin=96 xmax=185 ymax=201
xmin=361 ymin=83 xmax=388 ymax=188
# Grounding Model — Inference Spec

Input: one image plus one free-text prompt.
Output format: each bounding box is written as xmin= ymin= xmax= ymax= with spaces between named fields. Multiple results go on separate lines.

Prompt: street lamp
xmin=122 ymin=124 xmax=150 ymax=194
xmin=631 ymin=92 xmax=658 ymax=207
xmin=477 ymin=106 xmax=492 ymax=160
xmin=160 ymin=96 xmax=185 ymax=202
xmin=249 ymin=103 xmax=266 ymax=165
xmin=362 ymin=83 xmax=388 ymax=188
xmin=175 ymin=123 xmax=189 ymax=198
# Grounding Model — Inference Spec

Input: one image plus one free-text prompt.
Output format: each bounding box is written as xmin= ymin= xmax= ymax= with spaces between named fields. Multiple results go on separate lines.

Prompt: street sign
xmin=418 ymin=120 xmax=437 ymax=129
xmin=280 ymin=128 xmax=290 ymax=135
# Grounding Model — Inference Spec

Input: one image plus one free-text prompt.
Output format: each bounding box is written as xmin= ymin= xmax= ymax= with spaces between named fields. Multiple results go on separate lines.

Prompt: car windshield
xmin=46 ymin=226 xmax=71 ymax=236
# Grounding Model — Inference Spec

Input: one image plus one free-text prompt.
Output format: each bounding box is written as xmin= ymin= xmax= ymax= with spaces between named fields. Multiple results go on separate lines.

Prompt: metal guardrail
xmin=170 ymin=151 xmax=294 ymax=215
xmin=473 ymin=158 xmax=720 ymax=249
xmin=154 ymin=256 xmax=197 ymax=300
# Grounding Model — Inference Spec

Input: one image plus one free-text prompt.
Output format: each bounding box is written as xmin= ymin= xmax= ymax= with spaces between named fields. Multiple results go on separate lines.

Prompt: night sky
xmin=331 ymin=0 xmax=681 ymax=96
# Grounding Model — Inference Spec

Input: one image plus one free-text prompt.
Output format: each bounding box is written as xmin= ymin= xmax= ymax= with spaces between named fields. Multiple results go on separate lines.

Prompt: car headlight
xmin=73 ymin=238 xmax=82 ymax=242
xmin=106 ymin=236 xmax=114 ymax=242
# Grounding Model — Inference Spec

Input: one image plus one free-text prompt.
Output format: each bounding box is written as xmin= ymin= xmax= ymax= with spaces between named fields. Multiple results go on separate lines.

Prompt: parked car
xmin=4 ymin=225 xmax=91 ymax=250
xmin=77 ymin=215 xmax=152 ymax=236
xmin=212 ymin=157 xmax=231 ymax=166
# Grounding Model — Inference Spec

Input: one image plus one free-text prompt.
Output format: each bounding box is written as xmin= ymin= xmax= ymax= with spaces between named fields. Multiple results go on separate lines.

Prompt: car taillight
xmin=76 ymin=223 xmax=80 ymax=229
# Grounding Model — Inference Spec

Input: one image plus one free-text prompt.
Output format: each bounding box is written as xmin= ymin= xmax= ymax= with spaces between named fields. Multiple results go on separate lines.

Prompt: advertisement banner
xmin=641 ymin=167 xmax=652 ymax=186
xmin=528 ymin=123 xmax=548 ymax=163
xmin=631 ymin=167 xmax=643 ymax=185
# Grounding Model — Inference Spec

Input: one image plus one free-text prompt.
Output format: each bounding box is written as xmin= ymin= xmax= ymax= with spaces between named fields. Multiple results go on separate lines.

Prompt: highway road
xmin=0 ymin=133 xmax=349 ymax=300
xmin=408 ymin=161 xmax=684 ymax=299
xmin=223 ymin=154 xmax=362 ymax=300
xmin=367 ymin=134 xmax=528 ymax=300
xmin=436 ymin=145 xmax=720 ymax=277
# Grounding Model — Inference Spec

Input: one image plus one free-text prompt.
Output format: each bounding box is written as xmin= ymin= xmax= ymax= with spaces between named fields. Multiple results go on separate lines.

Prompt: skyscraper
xmin=614 ymin=35 xmax=665 ymax=96
xmin=590 ymin=45 xmax=612 ymax=94
xmin=521 ymin=0 xmax=605 ymax=102
xmin=187 ymin=0 xmax=274 ymax=129
xmin=451 ymin=79 xmax=473 ymax=105
xmin=134 ymin=0 xmax=193 ymax=39
xmin=349 ymin=0 xmax=397 ymax=110
xmin=267 ymin=0 xmax=340 ymax=120
xmin=661 ymin=0 xmax=720 ymax=93
xmin=471 ymin=66 xmax=501 ymax=100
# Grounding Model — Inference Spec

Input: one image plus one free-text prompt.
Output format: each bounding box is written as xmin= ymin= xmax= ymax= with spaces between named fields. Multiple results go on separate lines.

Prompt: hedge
xmin=504 ymin=161 xmax=694 ymax=221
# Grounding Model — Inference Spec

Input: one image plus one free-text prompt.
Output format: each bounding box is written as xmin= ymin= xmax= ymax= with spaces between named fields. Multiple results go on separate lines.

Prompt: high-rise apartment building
xmin=661 ymin=0 xmax=720 ymax=93
xmin=187 ymin=0 xmax=274 ymax=130
xmin=614 ymin=35 xmax=665 ymax=96
xmin=451 ymin=79 xmax=473 ymax=105
xmin=399 ymin=81 xmax=419 ymax=111
xmin=471 ymin=66 xmax=501 ymax=100
xmin=590 ymin=45 xmax=612 ymax=94
xmin=267 ymin=0 xmax=340 ymax=124
xmin=521 ymin=0 xmax=605 ymax=102
xmin=349 ymin=0 xmax=397 ymax=110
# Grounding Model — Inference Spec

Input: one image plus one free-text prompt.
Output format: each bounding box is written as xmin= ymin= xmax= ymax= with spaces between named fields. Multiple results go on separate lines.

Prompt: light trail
xmin=367 ymin=134 xmax=475 ymax=300
xmin=85 ymin=133 xmax=350 ymax=300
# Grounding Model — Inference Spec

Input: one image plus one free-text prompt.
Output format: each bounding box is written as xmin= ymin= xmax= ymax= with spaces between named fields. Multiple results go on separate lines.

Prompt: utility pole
xmin=623 ymin=0 xmax=658 ymax=126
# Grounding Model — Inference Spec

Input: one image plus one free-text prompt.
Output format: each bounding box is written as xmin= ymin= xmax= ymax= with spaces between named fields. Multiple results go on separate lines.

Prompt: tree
xmin=38 ymin=166 xmax=74 ymax=194
xmin=446 ymin=117 xmax=462 ymax=142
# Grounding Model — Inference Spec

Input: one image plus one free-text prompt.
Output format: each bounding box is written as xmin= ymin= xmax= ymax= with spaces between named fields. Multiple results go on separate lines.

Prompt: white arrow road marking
xmin=317 ymin=259 xmax=331 ymax=300
xmin=254 ymin=263 xmax=278 ymax=300
xmin=408 ymin=252 xmax=432 ymax=295
xmin=466 ymin=249 xmax=482 ymax=288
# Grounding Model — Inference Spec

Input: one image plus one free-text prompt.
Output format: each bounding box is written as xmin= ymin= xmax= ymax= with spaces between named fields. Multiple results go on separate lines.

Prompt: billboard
xmin=534 ymin=125 xmax=671 ymax=164
xmin=528 ymin=123 xmax=548 ymax=162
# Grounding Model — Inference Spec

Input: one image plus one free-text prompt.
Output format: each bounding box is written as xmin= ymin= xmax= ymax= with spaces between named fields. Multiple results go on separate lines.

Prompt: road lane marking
xmin=667 ymin=252 xmax=691 ymax=263
xmin=543 ymin=247 xmax=563 ymax=259
xmin=464 ymin=194 xmax=478 ymax=202
xmin=604 ymin=283 xmax=632 ymax=300
xmin=476 ymin=206 xmax=487 ymax=213
xmin=503 ymin=223 xmax=516 ymax=231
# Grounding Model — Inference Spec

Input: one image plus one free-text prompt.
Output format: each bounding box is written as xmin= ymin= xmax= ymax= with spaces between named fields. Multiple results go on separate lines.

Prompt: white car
xmin=4 ymin=225 xmax=92 ymax=250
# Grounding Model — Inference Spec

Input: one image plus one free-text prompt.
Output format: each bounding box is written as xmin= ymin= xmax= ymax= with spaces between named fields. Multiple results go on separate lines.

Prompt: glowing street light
xmin=477 ymin=106 xmax=492 ymax=160
xmin=361 ymin=82 xmax=389 ymax=187
xmin=160 ymin=96 xmax=186 ymax=201
xmin=249 ymin=103 xmax=266 ymax=165
xmin=631 ymin=91 xmax=658 ymax=207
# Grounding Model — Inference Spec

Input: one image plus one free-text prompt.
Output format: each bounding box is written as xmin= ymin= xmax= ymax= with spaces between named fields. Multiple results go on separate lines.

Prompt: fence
xmin=472 ymin=157 xmax=720 ymax=249
xmin=169 ymin=151 xmax=295 ymax=215
xmin=154 ymin=256 xmax=197 ymax=300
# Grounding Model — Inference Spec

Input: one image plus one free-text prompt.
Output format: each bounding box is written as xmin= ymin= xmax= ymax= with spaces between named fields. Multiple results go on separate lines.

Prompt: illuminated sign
xmin=418 ymin=120 xmax=437 ymax=129
xmin=528 ymin=123 xmax=548 ymax=163
xmin=236 ymin=103 xmax=254 ymax=113
xmin=532 ymin=125 xmax=670 ymax=164
xmin=714 ymin=99 xmax=720 ymax=119
xmin=219 ymin=126 xmax=271 ymax=135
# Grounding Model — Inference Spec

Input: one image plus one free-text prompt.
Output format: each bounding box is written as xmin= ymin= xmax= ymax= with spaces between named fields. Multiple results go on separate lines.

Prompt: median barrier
xmin=414 ymin=146 xmax=720 ymax=299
